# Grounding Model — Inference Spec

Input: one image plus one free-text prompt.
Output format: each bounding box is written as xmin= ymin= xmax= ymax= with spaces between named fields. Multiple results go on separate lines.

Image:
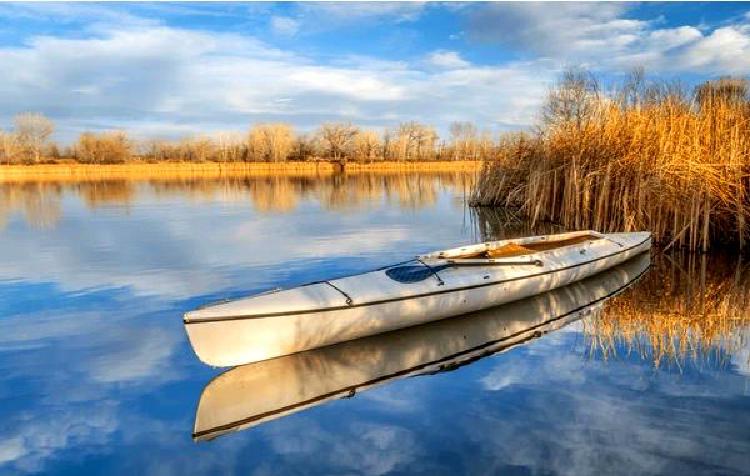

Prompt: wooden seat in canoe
xmin=454 ymin=234 xmax=601 ymax=260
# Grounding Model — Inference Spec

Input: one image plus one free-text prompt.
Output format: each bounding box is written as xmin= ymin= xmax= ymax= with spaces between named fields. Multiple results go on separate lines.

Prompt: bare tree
xmin=268 ymin=124 xmax=295 ymax=162
xmin=449 ymin=121 xmax=478 ymax=160
xmin=0 ymin=131 xmax=21 ymax=164
xmin=352 ymin=130 xmax=382 ymax=162
xmin=247 ymin=128 xmax=266 ymax=161
xmin=382 ymin=128 xmax=393 ymax=160
xmin=696 ymin=77 xmax=749 ymax=107
xmin=396 ymin=122 xmax=438 ymax=160
xmin=143 ymin=139 xmax=169 ymax=161
xmin=289 ymin=134 xmax=316 ymax=161
xmin=75 ymin=131 xmax=132 ymax=163
xmin=318 ymin=122 xmax=359 ymax=160
xmin=14 ymin=113 xmax=54 ymax=163
xmin=211 ymin=131 xmax=244 ymax=162
xmin=478 ymin=130 xmax=494 ymax=160
xmin=177 ymin=136 xmax=214 ymax=162
xmin=248 ymin=123 xmax=295 ymax=161
xmin=541 ymin=68 xmax=600 ymax=130
xmin=617 ymin=66 xmax=646 ymax=109
xmin=193 ymin=137 xmax=215 ymax=162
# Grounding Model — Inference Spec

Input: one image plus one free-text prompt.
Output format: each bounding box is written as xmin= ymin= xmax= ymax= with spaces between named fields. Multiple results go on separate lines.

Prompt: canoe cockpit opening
xmin=385 ymin=264 xmax=449 ymax=283
xmin=449 ymin=234 xmax=602 ymax=260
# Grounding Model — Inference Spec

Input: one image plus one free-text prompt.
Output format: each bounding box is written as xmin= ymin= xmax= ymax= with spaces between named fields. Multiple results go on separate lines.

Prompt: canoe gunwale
xmin=418 ymin=230 xmax=605 ymax=260
xmin=184 ymin=234 xmax=651 ymax=324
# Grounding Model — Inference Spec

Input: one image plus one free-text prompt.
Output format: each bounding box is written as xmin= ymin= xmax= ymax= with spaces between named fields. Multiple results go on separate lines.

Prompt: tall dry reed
xmin=472 ymin=75 xmax=750 ymax=252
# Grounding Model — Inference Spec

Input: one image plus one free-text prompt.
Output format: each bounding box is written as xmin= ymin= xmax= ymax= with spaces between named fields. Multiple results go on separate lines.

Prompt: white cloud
xmin=466 ymin=3 xmax=750 ymax=75
xmin=0 ymin=2 xmax=156 ymax=28
xmin=427 ymin=50 xmax=470 ymax=69
xmin=468 ymin=331 xmax=750 ymax=476
xmin=267 ymin=419 xmax=419 ymax=475
xmin=0 ymin=407 xmax=119 ymax=473
xmin=468 ymin=3 xmax=641 ymax=56
xmin=647 ymin=25 xmax=703 ymax=49
xmin=298 ymin=2 xmax=426 ymax=24
xmin=676 ymin=25 xmax=750 ymax=73
xmin=0 ymin=24 xmax=551 ymax=141
xmin=0 ymin=303 xmax=184 ymax=472
xmin=258 ymin=2 xmax=428 ymax=39
xmin=2 ymin=3 xmax=749 ymax=143
xmin=270 ymin=16 xmax=300 ymax=36
xmin=0 ymin=438 xmax=24 ymax=465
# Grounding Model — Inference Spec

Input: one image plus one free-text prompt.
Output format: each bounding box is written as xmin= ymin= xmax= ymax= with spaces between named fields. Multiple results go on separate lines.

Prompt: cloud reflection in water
xmin=0 ymin=173 xmax=748 ymax=474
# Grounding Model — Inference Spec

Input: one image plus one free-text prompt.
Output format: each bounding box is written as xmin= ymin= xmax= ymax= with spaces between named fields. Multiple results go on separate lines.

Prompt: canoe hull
xmin=185 ymin=231 xmax=651 ymax=366
xmin=193 ymin=251 xmax=651 ymax=441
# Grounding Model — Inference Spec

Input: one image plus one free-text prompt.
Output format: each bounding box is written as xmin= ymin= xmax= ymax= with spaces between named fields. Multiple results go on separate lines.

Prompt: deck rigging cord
xmin=317 ymin=280 xmax=354 ymax=305
xmin=416 ymin=258 xmax=446 ymax=286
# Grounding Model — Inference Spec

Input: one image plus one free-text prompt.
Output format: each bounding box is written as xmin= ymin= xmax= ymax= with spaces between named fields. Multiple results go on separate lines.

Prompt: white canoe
xmin=184 ymin=230 xmax=651 ymax=366
xmin=192 ymin=251 xmax=651 ymax=441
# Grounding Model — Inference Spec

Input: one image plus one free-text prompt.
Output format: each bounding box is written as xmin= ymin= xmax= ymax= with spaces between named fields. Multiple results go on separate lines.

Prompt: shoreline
xmin=0 ymin=160 xmax=482 ymax=183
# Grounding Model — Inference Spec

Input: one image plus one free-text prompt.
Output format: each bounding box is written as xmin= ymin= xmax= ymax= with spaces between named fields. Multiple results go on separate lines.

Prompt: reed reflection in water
xmin=585 ymin=252 xmax=750 ymax=372
xmin=472 ymin=205 xmax=750 ymax=372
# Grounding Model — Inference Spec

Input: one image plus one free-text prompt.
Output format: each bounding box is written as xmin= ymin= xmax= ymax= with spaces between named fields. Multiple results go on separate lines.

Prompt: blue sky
xmin=1 ymin=2 xmax=750 ymax=142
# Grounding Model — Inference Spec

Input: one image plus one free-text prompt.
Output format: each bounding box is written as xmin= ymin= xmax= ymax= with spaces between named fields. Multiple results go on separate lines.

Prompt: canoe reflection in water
xmin=192 ymin=252 xmax=651 ymax=442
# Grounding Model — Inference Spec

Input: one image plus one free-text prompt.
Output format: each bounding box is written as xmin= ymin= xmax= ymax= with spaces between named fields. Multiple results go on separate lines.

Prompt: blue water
xmin=0 ymin=175 xmax=748 ymax=475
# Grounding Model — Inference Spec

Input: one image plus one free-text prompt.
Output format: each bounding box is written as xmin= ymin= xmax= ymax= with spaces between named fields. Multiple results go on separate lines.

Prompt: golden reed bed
xmin=0 ymin=160 xmax=482 ymax=183
xmin=472 ymin=75 xmax=750 ymax=253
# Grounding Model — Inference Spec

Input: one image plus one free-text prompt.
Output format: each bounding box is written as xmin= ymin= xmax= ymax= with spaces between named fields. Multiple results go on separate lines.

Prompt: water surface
xmin=0 ymin=173 xmax=748 ymax=475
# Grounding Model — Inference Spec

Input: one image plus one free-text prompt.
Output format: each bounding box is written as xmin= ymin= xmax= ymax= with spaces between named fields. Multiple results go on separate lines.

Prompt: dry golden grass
xmin=472 ymin=79 xmax=750 ymax=253
xmin=584 ymin=253 xmax=750 ymax=369
xmin=0 ymin=160 xmax=482 ymax=183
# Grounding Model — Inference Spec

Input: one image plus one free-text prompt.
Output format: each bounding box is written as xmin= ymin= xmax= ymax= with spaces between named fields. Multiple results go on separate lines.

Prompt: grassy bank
xmin=0 ymin=160 xmax=482 ymax=183
xmin=472 ymin=73 xmax=750 ymax=253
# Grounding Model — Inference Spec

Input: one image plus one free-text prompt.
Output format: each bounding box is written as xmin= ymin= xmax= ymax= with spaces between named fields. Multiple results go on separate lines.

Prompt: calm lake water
xmin=1 ymin=172 xmax=749 ymax=475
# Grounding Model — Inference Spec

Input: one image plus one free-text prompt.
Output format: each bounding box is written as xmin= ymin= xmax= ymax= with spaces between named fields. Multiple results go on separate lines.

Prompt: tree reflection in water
xmin=0 ymin=171 xmax=474 ymax=227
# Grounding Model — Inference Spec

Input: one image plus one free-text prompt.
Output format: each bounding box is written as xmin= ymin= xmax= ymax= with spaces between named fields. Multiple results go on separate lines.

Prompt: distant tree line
xmin=0 ymin=115 xmax=499 ymax=165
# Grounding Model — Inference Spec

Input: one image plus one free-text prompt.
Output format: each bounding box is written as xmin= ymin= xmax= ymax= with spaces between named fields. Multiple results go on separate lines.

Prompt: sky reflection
xmin=0 ymin=173 xmax=748 ymax=475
